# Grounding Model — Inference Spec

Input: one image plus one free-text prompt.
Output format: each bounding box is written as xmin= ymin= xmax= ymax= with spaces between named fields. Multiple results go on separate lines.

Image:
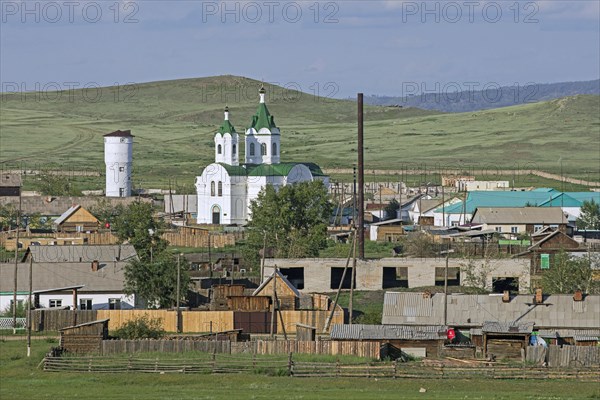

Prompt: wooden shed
xmin=296 ymin=324 xmax=316 ymax=341
xmin=59 ymin=319 xmax=109 ymax=354
xmin=482 ymin=321 xmax=533 ymax=360
xmin=53 ymin=205 xmax=100 ymax=233
xmin=211 ymin=284 xmax=246 ymax=310
xmin=253 ymin=270 xmax=300 ymax=310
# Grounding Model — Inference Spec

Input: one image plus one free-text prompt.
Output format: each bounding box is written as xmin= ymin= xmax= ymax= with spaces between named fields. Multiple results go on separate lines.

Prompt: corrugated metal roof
xmin=472 ymin=207 xmax=566 ymax=225
xmin=0 ymin=262 xmax=127 ymax=293
xmin=482 ymin=321 xmax=534 ymax=334
xmin=26 ymin=245 xmax=137 ymax=263
xmin=0 ymin=174 xmax=22 ymax=187
xmin=574 ymin=336 xmax=599 ymax=341
xmin=330 ymin=324 xmax=445 ymax=341
xmin=382 ymin=292 xmax=600 ymax=330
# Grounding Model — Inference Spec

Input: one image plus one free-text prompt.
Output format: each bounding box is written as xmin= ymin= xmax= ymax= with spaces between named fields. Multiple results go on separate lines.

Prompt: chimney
xmin=502 ymin=290 xmax=510 ymax=303
xmin=534 ymin=288 xmax=543 ymax=304
xmin=573 ymin=290 xmax=583 ymax=302
xmin=91 ymin=260 xmax=99 ymax=272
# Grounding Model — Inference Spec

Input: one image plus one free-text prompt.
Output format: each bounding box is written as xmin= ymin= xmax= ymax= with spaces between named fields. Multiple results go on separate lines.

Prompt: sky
xmin=1 ymin=0 xmax=599 ymax=98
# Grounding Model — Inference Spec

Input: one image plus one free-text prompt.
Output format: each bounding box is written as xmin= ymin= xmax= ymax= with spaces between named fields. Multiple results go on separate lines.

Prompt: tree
xmin=384 ymin=199 xmax=400 ymax=220
xmin=112 ymin=201 xmax=167 ymax=262
xmin=124 ymin=253 xmax=190 ymax=309
xmin=243 ymin=181 xmax=332 ymax=267
xmin=541 ymin=251 xmax=599 ymax=294
xmin=114 ymin=201 xmax=190 ymax=308
xmin=576 ymin=199 xmax=600 ymax=230
xmin=89 ymin=198 xmax=123 ymax=229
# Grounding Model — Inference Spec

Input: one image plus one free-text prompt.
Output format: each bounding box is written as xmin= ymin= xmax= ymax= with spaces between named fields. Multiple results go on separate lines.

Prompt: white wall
xmin=0 ymin=293 xmax=135 ymax=311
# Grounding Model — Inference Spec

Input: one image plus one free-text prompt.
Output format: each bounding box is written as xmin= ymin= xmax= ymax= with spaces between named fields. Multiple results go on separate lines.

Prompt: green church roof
xmin=211 ymin=162 xmax=325 ymax=178
xmin=217 ymin=119 xmax=236 ymax=134
xmin=249 ymin=103 xmax=277 ymax=132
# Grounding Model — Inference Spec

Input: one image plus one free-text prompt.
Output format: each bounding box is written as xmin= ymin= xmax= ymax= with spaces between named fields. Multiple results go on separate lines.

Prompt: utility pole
xmin=348 ymin=229 xmax=357 ymax=324
xmin=176 ymin=253 xmax=181 ymax=333
xmin=352 ymin=166 xmax=357 ymax=227
xmin=27 ymin=254 xmax=32 ymax=357
xmin=12 ymin=181 xmax=22 ymax=334
xmin=270 ymin=267 xmax=277 ymax=337
xmin=442 ymin=184 xmax=446 ymax=227
xmin=357 ymin=93 xmax=365 ymax=259
xmin=261 ymin=231 xmax=267 ymax=283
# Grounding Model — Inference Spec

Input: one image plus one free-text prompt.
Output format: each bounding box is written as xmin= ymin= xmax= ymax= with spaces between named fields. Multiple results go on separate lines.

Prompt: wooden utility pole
xmin=176 ymin=253 xmax=181 ymax=333
xmin=260 ymin=231 xmax=267 ymax=283
xmin=323 ymin=231 xmax=356 ymax=333
xmin=348 ymin=230 xmax=357 ymax=324
xmin=12 ymin=186 xmax=21 ymax=334
xmin=27 ymin=254 xmax=32 ymax=357
xmin=357 ymin=93 xmax=365 ymax=259
xmin=270 ymin=268 xmax=277 ymax=337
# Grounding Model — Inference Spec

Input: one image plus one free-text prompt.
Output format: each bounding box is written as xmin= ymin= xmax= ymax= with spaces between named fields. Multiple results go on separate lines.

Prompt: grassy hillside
xmin=1 ymin=75 xmax=598 ymax=190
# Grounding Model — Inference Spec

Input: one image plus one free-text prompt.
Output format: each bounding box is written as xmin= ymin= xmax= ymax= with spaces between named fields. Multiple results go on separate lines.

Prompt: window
xmin=272 ymin=143 xmax=277 ymax=156
xmin=434 ymin=267 xmax=461 ymax=286
xmin=79 ymin=299 xmax=93 ymax=310
xmin=108 ymin=298 xmax=121 ymax=310
xmin=49 ymin=299 xmax=62 ymax=308
xmin=495 ymin=227 xmax=502 ymax=233
xmin=210 ymin=181 xmax=215 ymax=196
xmin=232 ymin=144 xmax=236 ymax=155
xmin=249 ymin=143 xmax=255 ymax=156
xmin=76 ymin=225 xmax=83 ymax=232
xmin=510 ymin=226 xmax=518 ymax=234
xmin=119 ymin=188 xmax=125 ymax=197
xmin=279 ymin=268 xmax=304 ymax=290
xmin=330 ymin=268 xmax=355 ymax=289
xmin=119 ymin=166 xmax=124 ymax=172
xmin=261 ymin=143 xmax=267 ymax=156
xmin=212 ymin=205 xmax=220 ymax=224
xmin=382 ymin=267 xmax=409 ymax=289
xmin=217 ymin=144 xmax=222 ymax=154
xmin=218 ymin=181 xmax=223 ymax=197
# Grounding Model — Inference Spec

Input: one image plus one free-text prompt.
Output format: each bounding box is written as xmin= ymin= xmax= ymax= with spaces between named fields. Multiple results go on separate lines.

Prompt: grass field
xmin=1 ymin=339 xmax=599 ymax=400
xmin=1 ymin=76 xmax=598 ymax=191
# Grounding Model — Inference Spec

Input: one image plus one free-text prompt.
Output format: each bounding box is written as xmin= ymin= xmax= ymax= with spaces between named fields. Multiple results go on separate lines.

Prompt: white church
xmin=195 ymin=87 xmax=329 ymax=225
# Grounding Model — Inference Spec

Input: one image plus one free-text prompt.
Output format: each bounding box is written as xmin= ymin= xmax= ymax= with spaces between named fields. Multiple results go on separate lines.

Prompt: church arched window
xmin=261 ymin=143 xmax=267 ymax=156
xmin=218 ymin=181 xmax=223 ymax=197
xmin=232 ymin=144 xmax=236 ymax=156
xmin=250 ymin=143 xmax=255 ymax=156
xmin=210 ymin=181 xmax=215 ymax=196
xmin=272 ymin=143 xmax=277 ymax=156
xmin=217 ymin=144 xmax=222 ymax=154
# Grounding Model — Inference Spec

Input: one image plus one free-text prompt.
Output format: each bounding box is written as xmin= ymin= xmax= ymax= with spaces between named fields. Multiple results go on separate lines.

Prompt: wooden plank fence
xmin=100 ymin=339 xmax=381 ymax=359
xmin=32 ymin=310 xmax=97 ymax=332
xmin=526 ymin=345 xmax=600 ymax=368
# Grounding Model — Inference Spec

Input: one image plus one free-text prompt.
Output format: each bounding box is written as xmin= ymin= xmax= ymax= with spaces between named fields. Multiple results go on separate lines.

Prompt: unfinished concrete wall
xmin=264 ymin=257 xmax=530 ymax=294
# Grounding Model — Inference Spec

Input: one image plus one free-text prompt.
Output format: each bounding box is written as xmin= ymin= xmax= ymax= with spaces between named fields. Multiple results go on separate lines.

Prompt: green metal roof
xmin=436 ymin=190 xmax=600 ymax=214
xmin=249 ymin=103 xmax=277 ymax=131
xmin=207 ymin=162 xmax=325 ymax=178
xmin=217 ymin=119 xmax=236 ymax=134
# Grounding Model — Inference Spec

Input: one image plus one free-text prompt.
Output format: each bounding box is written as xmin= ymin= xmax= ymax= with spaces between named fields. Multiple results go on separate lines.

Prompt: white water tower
xmin=104 ymin=130 xmax=133 ymax=197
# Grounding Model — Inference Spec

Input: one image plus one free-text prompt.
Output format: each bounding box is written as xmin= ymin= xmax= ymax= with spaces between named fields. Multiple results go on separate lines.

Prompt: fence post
xmin=212 ymin=350 xmax=216 ymax=372
xmin=393 ymin=360 xmax=397 ymax=379
xmin=155 ymin=357 xmax=159 ymax=373
xmin=336 ymin=358 xmax=340 ymax=377
xmin=288 ymin=352 xmax=293 ymax=377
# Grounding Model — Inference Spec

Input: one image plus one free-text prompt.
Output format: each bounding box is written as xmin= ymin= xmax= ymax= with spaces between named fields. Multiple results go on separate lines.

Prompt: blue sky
xmin=1 ymin=0 xmax=599 ymax=97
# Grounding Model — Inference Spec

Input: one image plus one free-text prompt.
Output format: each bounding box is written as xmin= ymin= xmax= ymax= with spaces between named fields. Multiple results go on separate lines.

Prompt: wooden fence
xmin=100 ymin=339 xmax=381 ymax=359
xmin=526 ymin=345 xmax=600 ymax=368
xmin=96 ymin=309 xmax=343 ymax=334
xmin=32 ymin=310 xmax=97 ymax=332
xmin=42 ymin=355 xmax=600 ymax=381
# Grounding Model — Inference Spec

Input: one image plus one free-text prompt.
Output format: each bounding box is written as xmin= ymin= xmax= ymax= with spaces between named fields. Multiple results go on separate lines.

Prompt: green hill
xmin=1 ymin=75 xmax=598 ymax=189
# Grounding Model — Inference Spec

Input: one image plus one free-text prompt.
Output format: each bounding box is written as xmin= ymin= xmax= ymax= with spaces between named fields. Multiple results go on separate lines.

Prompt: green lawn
xmin=1 ymin=339 xmax=598 ymax=400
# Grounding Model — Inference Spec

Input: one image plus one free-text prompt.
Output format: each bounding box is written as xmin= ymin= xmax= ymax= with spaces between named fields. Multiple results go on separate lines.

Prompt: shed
xmin=296 ymin=323 xmax=317 ymax=341
xmin=227 ymin=295 xmax=271 ymax=311
xmin=253 ymin=270 xmax=300 ymax=310
xmin=481 ymin=321 xmax=533 ymax=360
xmin=59 ymin=319 xmax=109 ymax=354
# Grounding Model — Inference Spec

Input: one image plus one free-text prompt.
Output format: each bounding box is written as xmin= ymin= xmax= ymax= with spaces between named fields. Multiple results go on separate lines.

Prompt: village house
xmin=53 ymin=204 xmax=100 ymax=233
xmin=470 ymin=207 xmax=568 ymax=237
xmin=0 ymin=244 xmax=139 ymax=311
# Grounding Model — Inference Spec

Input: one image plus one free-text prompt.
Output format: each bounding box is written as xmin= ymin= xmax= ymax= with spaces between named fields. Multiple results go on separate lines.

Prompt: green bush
xmin=113 ymin=315 xmax=165 ymax=339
